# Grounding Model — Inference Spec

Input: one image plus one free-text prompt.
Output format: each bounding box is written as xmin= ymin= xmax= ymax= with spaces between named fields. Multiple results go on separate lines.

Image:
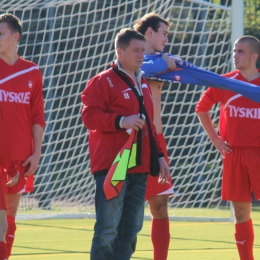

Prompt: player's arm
xmin=23 ymin=69 xmax=45 ymax=176
xmin=24 ymin=68 xmax=45 ymax=177
xmin=142 ymin=53 xmax=177 ymax=76
xmin=150 ymin=100 xmax=170 ymax=183
xmin=152 ymin=131 xmax=170 ymax=185
xmin=158 ymin=157 xmax=170 ymax=184
xmin=161 ymin=53 xmax=177 ymax=69
xmin=23 ymin=124 xmax=44 ymax=177
xmin=196 ymin=87 xmax=231 ymax=157
xmin=155 ymin=138 xmax=170 ymax=185
xmin=196 ymin=111 xmax=231 ymax=157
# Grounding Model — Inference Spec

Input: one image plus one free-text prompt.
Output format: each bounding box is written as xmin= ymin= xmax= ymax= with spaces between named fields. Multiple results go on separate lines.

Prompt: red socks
xmin=5 ymin=216 xmax=16 ymax=259
xmin=0 ymin=242 xmax=6 ymax=260
xmin=235 ymin=219 xmax=254 ymax=260
xmin=151 ymin=218 xmax=170 ymax=260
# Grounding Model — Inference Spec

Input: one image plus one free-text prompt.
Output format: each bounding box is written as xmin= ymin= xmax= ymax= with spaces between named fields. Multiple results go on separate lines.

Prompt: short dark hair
xmin=115 ymin=28 xmax=145 ymax=50
xmin=236 ymin=35 xmax=260 ymax=56
xmin=0 ymin=13 xmax=22 ymax=41
xmin=133 ymin=12 xmax=172 ymax=35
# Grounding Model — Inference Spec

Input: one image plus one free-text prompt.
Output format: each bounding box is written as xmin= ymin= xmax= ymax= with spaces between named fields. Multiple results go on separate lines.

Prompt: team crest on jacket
xmin=28 ymin=80 xmax=33 ymax=88
xmin=173 ymin=75 xmax=182 ymax=81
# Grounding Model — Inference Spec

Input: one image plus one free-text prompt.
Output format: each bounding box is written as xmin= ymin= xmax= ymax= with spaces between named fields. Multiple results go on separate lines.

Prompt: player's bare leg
xmin=5 ymin=193 xmax=22 ymax=259
xmin=0 ymin=210 xmax=7 ymax=241
xmin=148 ymin=194 xmax=170 ymax=260
xmin=0 ymin=210 xmax=7 ymax=260
xmin=232 ymin=201 xmax=254 ymax=260
xmin=232 ymin=201 xmax=251 ymax=223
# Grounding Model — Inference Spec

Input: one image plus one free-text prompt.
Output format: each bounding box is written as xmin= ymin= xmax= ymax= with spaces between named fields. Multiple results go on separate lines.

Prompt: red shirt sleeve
xmin=81 ymin=75 xmax=121 ymax=132
xmin=195 ymin=87 xmax=223 ymax=113
xmin=30 ymin=69 xmax=45 ymax=128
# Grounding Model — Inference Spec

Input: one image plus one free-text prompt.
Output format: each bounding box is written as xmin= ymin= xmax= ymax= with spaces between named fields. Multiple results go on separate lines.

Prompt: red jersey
xmin=196 ymin=70 xmax=260 ymax=147
xmin=0 ymin=57 xmax=45 ymax=161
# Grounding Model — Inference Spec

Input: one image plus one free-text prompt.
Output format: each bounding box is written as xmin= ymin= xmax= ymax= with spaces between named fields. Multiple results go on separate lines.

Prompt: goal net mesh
xmin=0 ymin=0 xmax=232 ymax=221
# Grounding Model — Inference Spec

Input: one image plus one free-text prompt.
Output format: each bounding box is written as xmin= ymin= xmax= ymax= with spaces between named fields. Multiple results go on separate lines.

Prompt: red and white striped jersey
xmin=0 ymin=56 xmax=45 ymax=160
xmin=196 ymin=70 xmax=260 ymax=147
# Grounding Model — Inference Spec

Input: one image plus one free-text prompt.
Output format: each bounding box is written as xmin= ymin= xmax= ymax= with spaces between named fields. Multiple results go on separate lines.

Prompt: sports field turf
xmin=11 ymin=209 xmax=260 ymax=260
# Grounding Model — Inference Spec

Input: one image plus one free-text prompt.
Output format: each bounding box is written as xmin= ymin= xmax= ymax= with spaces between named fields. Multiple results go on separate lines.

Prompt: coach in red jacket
xmin=81 ymin=28 xmax=170 ymax=260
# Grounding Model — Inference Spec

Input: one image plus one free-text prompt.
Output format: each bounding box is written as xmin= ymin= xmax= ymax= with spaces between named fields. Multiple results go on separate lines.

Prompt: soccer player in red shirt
xmin=134 ymin=13 xmax=176 ymax=260
xmin=196 ymin=35 xmax=260 ymax=260
xmin=0 ymin=13 xmax=45 ymax=259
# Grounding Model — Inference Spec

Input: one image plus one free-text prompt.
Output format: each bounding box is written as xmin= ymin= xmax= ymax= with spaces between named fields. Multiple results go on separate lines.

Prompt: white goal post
xmin=0 ymin=0 xmax=243 ymax=221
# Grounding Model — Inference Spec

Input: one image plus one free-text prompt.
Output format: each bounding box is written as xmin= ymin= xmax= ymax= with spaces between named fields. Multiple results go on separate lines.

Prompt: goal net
xmin=0 ymin=0 xmax=234 ymax=221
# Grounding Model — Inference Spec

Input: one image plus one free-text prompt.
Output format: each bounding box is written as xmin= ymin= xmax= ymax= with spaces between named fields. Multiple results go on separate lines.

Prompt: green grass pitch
xmin=11 ymin=209 xmax=260 ymax=259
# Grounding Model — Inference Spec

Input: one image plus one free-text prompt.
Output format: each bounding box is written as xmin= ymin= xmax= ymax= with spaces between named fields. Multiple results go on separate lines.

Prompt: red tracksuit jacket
xmin=81 ymin=62 xmax=163 ymax=174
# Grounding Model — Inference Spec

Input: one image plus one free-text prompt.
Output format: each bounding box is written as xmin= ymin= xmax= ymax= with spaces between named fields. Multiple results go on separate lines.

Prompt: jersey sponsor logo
xmin=228 ymin=105 xmax=260 ymax=119
xmin=0 ymin=89 xmax=30 ymax=104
